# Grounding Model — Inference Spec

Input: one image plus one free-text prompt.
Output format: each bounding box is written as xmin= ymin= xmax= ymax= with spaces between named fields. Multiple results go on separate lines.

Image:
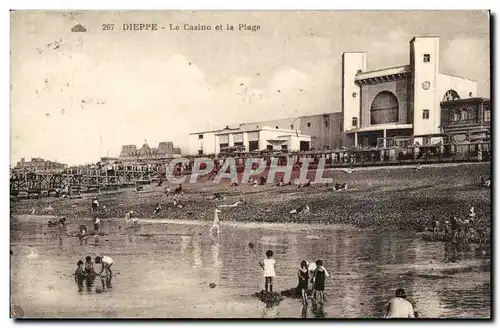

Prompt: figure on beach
xmin=95 ymin=255 xmax=113 ymax=280
xmin=74 ymin=260 xmax=86 ymax=292
xmin=259 ymin=250 xmax=276 ymax=292
xmin=310 ymin=260 xmax=328 ymax=305
xmin=125 ymin=211 xmax=139 ymax=228
xmin=382 ymin=288 xmax=415 ymax=318
xmin=154 ymin=203 xmax=162 ymax=215
xmin=217 ymin=198 xmax=246 ymax=208
xmin=92 ymin=198 xmax=99 ymax=211
xmin=450 ymin=216 xmax=459 ymax=243
xmin=174 ymin=184 xmax=183 ymax=195
xmin=432 ymin=219 xmax=440 ymax=240
xmin=78 ymin=224 xmax=88 ymax=245
xmin=84 ymin=256 xmax=95 ymax=275
xmin=209 ymin=208 xmax=222 ymax=236
xmin=297 ymin=260 xmax=309 ymax=305
xmin=94 ymin=217 xmax=101 ymax=233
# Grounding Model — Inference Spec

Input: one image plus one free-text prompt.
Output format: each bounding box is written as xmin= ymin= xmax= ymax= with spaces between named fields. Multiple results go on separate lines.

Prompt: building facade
xmin=189 ymin=125 xmax=311 ymax=156
xmin=440 ymin=97 xmax=490 ymax=142
xmin=342 ymin=36 xmax=480 ymax=147
xmin=226 ymin=112 xmax=344 ymax=151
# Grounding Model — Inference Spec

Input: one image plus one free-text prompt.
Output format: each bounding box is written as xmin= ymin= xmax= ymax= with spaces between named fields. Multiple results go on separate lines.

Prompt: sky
xmin=10 ymin=10 xmax=490 ymax=166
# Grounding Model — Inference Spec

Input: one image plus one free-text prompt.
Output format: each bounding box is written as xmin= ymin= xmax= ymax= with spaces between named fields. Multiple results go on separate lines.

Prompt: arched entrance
xmin=371 ymin=91 xmax=399 ymax=125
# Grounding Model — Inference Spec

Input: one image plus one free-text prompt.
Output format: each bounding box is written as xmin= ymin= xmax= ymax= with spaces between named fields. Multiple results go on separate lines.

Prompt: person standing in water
xmin=383 ymin=288 xmax=416 ymax=318
xmin=259 ymin=250 xmax=276 ymax=292
xmin=297 ymin=260 xmax=309 ymax=305
xmin=84 ymin=256 xmax=95 ymax=275
xmin=74 ymin=260 xmax=86 ymax=292
xmin=95 ymin=255 xmax=113 ymax=280
xmin=311 ymin=260 xmax=328 ymax=305
xmin=78 ymin=224 xmax=88 ymax=245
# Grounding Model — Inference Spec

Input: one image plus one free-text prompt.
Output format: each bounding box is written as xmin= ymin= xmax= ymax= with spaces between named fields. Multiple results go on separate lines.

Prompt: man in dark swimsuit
xmin=450 ymin=216 xmax=458 ymax=243
xmin=311 ymin=260 xmax=328 ymax=305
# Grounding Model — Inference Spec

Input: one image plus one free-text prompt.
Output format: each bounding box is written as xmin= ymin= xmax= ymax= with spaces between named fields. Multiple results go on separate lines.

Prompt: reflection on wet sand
xmin=180 ymin=235 xmax=191 ymax=255
xmin=301 ymin=304 xmax=308 ymax=318
xmin=192 ymin=237 xmax=202 ymax=268
xmin=86 ymin=274 xmax=96 ymax=293
xmin=76 ymin=273 xmax=112 ymax=294
xmin=126 ymin=233 xmax=137 ymax=245
xmin=211 ymin=236 xmax=222 ymax=269
xmin=262 ymin=305 xmax=280 ymax=318
xmin=312 ymin=302 xmax=326 ymax=318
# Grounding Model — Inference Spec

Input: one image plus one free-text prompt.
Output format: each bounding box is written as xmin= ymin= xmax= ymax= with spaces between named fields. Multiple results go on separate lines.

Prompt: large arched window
xmin=443 ymin=90 xmax=460 ymax=102
xmin=370 ymin=91 xmax=399 ymax=125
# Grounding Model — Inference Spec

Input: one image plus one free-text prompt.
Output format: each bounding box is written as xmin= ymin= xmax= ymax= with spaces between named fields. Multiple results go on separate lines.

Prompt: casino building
xmin=342 ymin=36 xmax=489 ymax=148
xmin=188 ymin=36 xmax=489 ymax=156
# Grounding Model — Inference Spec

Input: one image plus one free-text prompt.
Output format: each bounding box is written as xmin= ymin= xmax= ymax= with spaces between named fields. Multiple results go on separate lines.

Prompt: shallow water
xmin=10 ymin=215 xmax=490 ymax=318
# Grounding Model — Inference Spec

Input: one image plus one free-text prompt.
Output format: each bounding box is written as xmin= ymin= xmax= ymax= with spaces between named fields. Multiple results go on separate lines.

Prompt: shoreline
xmin=12 ymin=214 xmax=362 ymax=232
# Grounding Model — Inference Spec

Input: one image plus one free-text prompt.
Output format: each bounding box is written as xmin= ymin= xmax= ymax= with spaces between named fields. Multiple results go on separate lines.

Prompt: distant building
xmin=342 ymin=36 xmax=482 ymax=148
xmin=235 ymin=113 xmax=344 ymax=151
xmin=14 ymin=157 xmax=67 ymax=171
xmin=189 ymin=125 xmax=311 ymax=156
xmin=100 ymin=141 xmax=182 ymax=167
xmin=118 ymin=141 xmax=181 ymax=160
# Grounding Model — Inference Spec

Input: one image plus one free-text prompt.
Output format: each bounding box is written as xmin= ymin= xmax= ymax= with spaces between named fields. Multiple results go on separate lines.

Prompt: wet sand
xmin=10 ymin=215 xmax=490 ymax=318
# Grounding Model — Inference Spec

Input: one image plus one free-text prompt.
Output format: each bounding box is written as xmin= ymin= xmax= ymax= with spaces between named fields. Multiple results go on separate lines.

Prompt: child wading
xmin=74 ymin=260 xmax=86 ymax=291
xmin=297 ymin=260 xmax=309 ymax=305
xmin=259 ymin=250 xmax=276 ymax=292
xmin=311 ymin=260 xmax=329 ymax=305
xmin=84 ymin=256 xmax=95 ymax=275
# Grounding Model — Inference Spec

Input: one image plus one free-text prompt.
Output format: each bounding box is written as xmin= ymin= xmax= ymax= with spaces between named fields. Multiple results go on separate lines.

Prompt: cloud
xmin=440 ymin=37 xmax=490 ymax=96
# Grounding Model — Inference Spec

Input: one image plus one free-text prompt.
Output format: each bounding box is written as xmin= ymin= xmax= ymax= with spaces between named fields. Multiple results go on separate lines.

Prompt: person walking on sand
xmin=382 ymin=288 xmax=415 ymax=318
xmin=259 ymin=250 xmax=276 ymax=292
xmin=209 ymin=208 xmax=222 ymax=236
